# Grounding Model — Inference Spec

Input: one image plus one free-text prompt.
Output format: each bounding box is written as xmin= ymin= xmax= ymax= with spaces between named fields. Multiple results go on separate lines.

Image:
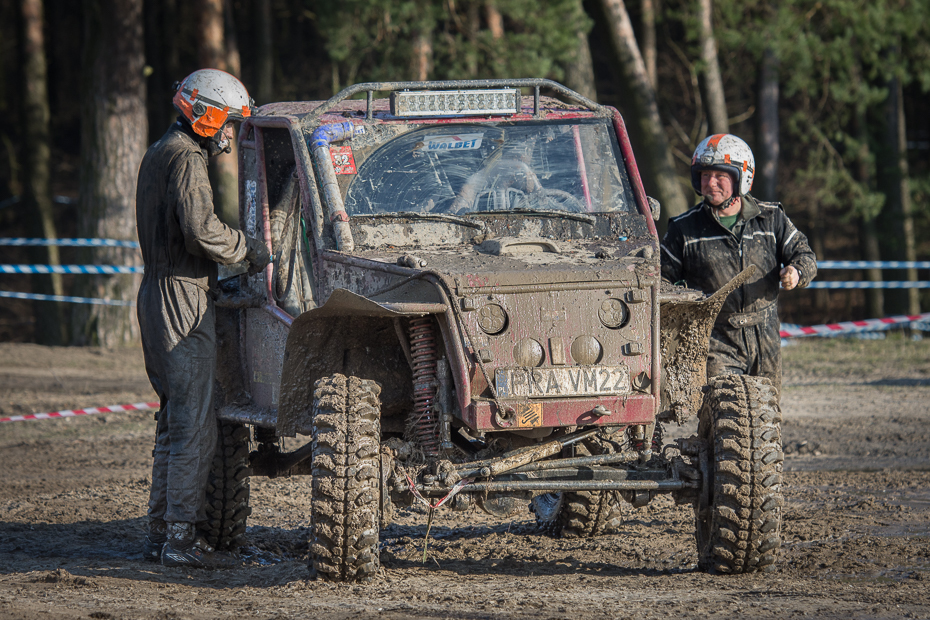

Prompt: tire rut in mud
xmin=697 ymin=374 xmax=783 ymax=573
xmin=309 ymin=374 xmax=382 ymax=582
xmin=204 ymin=421 xmax=252 ymax=551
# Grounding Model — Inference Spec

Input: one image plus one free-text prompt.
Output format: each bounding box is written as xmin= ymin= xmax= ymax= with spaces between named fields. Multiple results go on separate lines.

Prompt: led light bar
xmin=390 ymin=89 xmax=521 ymax=117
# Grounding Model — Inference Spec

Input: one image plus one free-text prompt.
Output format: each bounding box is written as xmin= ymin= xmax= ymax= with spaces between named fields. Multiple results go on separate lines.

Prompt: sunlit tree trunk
xmin=73 ymin=0 xmax=145 ymax=346
xmin=600 ymin=0 xmax=688 ymax=224
xmin=698 ymin=0 xmax=727 ymax=135
xmin=197 ymin=0 xmax=239 ymax=228
xmin=485 ymin=0 xmax=504 ymax=75
xmin=21 ymin=0 xmax=65 ymax=345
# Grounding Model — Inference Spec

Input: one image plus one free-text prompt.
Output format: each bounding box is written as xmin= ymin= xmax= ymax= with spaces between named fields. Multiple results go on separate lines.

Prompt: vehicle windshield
xmin=344 ymin=120 xmax=637 ymax=217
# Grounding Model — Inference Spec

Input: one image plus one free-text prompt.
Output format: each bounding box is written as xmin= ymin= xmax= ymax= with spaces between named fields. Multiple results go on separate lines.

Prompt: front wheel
xmin=309 ymin=374 xmax=382 ymax=582
xmin=695 ymin=375 xmax=783 ymax=573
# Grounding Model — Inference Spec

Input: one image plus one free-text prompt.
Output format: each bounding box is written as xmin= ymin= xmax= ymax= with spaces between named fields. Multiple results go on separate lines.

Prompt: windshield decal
xmin=418 ymin=133 xmax=484 ymax=152
xmin=330 ymin=145 xmax=357 ymax=174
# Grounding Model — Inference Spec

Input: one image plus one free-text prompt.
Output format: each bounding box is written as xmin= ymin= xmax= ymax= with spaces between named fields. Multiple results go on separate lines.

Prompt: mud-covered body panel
xmin=227 ymin=82 xmax=679 ymax=440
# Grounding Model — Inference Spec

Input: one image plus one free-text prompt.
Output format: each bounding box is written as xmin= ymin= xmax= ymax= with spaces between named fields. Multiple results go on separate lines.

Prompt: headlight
xmin=513 ymin=338 xmax=545 ymax=367
xmin=571 ymin=336 xmax=603 ymax=365
xmin=598 ymin=298 xmax=629 ymax=329
xmin=477 ymin=303 xmax=508 ymax=335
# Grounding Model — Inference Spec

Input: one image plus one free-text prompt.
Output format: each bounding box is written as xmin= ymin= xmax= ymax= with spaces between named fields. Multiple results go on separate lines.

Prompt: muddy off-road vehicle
xmin=209 ymin=79 xmax=784 ymax=580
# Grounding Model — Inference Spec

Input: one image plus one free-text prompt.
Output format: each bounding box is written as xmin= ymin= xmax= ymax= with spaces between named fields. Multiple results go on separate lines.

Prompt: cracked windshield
xmin=344 ymin=120 xmax=637 ymax=217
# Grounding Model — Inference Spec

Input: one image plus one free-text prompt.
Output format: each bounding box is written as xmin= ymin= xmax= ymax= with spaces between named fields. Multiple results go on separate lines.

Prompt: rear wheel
xmin=695 ymin=375 xmax=783 ymax=573
xmin=309 ymin=374 xmax=382 ymax=582
xmin=531 ymin=440 xmax=623 ymax=538
xmin=204 ymin=421 xmax=252 ymax=551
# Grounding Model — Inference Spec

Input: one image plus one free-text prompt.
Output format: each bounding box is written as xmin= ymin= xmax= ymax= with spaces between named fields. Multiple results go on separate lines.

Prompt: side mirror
xmin=647 ymin=196 xmax=661 ymax=221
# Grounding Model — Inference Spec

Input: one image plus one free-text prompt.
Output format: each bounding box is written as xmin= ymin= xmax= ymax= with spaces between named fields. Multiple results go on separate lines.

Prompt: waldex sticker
xmin=418 ymin=133 xmax=484 ymax=152
xmin=330 ymin=145 xmax=357 ymax=174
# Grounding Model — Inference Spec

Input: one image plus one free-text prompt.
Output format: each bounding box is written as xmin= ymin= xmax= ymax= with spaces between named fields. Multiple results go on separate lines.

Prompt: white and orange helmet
xmin=691 ymin=134 xmax=755 ymax=196
xmin=172 ymin=69 xmax=254 ymax=138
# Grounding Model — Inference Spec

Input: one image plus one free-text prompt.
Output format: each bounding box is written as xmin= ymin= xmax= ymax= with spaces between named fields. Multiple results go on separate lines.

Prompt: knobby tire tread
xmin=696 ymin=375 xmax=783 ymax=574
xmin=309 ymin=374 xmax=382 ymax=582
xmin=204 ymin=421 xmax=252 ymax=551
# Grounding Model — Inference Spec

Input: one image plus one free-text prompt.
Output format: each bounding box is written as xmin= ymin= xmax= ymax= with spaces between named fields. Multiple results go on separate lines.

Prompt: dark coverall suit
xmin=135 ymin=122 xmax=249 ymax=527
xmin=660 ymin=195 xmax=817 ymax=392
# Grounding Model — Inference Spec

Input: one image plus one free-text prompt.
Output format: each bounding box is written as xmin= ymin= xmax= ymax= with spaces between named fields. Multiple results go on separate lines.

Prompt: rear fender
xmin=277 ymin=289 xmax=417 ymax=436
xmin=659 ymin=266 xmax=755 ymax=424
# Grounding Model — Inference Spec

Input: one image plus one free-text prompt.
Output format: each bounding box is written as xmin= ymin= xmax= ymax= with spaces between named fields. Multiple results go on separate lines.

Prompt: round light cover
xmin=513 ymin=338 xmax=545 ymax=367
xmin=571 ymin=335 xmax=603 ymax=365
xmin=477 ymin=303 xmax=508 ymax=335
xmin=598 ymin=298 xmax=629 ymax=329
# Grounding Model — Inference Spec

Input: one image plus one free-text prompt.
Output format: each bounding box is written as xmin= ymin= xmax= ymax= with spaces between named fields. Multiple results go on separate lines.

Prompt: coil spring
xmin=407 ymin=316 xmax=440 ymax=456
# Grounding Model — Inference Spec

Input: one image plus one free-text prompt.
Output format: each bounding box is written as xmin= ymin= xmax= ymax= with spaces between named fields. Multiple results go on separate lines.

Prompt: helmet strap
xmin=708 ymin=195 xmax=739 ymax=212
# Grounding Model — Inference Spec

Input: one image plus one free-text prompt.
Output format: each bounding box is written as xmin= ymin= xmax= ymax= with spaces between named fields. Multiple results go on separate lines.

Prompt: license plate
xmin=495 ymin=366 xmax=631 ymax=398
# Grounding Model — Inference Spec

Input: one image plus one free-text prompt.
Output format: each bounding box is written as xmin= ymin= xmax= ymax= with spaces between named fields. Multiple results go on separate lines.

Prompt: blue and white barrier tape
xmin=807 ymin=281 xmax=930 ymax=289
xmin=818 ymin=261 xmax=930 ymax=269
xmin=0 ymin=237 xmax=139 ymax=248
xmin=0 ymin=264 xmax=143 ymax=275
xmin=0 ymin=290 xmax=135 ymax=307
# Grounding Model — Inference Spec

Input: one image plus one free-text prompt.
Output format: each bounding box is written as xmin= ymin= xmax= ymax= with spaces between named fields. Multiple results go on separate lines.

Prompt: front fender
xmin=659 ymin=266 xmax=755 ymax=424
xmin=277 ymin=289 xmax=421 ymax=436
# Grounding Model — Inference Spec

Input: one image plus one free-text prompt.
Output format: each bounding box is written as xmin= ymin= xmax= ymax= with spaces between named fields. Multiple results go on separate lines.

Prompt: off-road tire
xmin=531 ymin=440 xmax=623 ymax=538
xmin=696 ymin=375 xmax=783 ymax=573
xmin=204 ymin=421 xmax=252 ymax=551
xmin=532 ymin=490 xmax=623 ymax=538
xmin=309 ymin=374 xmax=382 ymax=582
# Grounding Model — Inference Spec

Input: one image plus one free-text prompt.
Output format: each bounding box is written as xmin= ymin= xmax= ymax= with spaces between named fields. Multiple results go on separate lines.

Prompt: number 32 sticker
xmin=330 ymin=145 xmax=357 ymax=175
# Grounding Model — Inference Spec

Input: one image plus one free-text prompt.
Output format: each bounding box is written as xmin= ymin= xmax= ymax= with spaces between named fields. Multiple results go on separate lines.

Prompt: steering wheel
xmin=514 ymin=188 xmax=586 ymax=213
xmin=450 ymin=159 xmax=543 ymax=214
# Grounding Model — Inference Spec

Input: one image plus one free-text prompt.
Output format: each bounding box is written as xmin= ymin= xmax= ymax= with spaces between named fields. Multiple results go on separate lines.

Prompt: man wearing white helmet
xmin=135 ymin=69 xmax=270 ymax=569
xmin=661 ymin=134 xmax=817 ymax=394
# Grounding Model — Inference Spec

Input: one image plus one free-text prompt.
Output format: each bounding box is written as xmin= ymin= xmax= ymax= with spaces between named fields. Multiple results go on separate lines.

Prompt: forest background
xmin=0 ymin=0 xmax=928 ymax=346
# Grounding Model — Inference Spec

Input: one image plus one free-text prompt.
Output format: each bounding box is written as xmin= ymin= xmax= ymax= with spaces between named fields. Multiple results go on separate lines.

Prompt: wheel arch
xmin=278 ymin=289 xmax=426 ymax=436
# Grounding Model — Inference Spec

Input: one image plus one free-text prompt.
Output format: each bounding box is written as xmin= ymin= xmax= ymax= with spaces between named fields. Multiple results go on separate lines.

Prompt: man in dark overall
xmin=660 ymin=133 xmax=817 ymax=393
xmin=136 ymin=69 xmax=269 ymax=569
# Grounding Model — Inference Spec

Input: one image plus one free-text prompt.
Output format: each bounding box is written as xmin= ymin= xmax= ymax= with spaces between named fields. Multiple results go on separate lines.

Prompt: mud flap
xmin=658 ymin=266 xmax=755 ymax=424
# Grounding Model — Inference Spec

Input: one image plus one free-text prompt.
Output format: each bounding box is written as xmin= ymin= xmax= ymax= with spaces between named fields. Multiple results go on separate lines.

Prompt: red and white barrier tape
xmin=0 ymin=401 xmax=160 ymax=423
xmin=780 ymin=312 xmax=930 ymax=338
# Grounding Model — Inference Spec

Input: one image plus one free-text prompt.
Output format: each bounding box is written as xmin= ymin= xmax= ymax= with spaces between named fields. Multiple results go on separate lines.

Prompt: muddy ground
xmin=1 ymin=337 xmax=929 ymax=619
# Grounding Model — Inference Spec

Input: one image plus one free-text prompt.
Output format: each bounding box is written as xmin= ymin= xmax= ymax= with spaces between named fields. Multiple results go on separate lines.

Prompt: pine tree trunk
xmin=599 ymin=0 xmax=688 ymax=222
xmin=197 ymin=0 xmax=239 ymax=228
xmin=412 ymin=26 xmax=432 ymax=81
xmin=853 ymin=89 xmax=883 ymax=318
xmin=698 ymin=0 xmax=728 ymax=135
xmin=756 ymin=47 xmax=779 ymax=202
xmin=881 ymin=75 xmax=920 ymax=315
xmin=564 ymin=0 xmax=597 ymax=101
xmin=21 ymin=0 xmax=65 ymax=345
xmin=73 ymin=0 xmax=146 ymax=346
xmin=255 ymin=0 xmax=273 ymax=104
xmin=641 ymin=0 xmax=656 ymax=89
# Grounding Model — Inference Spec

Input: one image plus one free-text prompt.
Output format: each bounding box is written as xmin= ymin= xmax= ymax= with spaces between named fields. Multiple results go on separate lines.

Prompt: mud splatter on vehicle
xmin=211 ymin=79 xmax=783 ymax=580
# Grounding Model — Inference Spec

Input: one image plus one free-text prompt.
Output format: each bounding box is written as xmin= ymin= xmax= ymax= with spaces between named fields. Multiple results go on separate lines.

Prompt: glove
xmin=245 ymin=237 xmax=271 ymax=276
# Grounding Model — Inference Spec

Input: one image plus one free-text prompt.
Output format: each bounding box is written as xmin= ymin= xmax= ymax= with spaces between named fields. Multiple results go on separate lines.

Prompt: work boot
xmin=160 ymin=522 xmax=239 ymax=570
xmin=143 ymin=518 xmax=167 ymax=562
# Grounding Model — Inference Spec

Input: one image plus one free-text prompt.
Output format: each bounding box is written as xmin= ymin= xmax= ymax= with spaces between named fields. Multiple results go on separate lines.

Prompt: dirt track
xmin=1 ymin=338 xmax=929 ymax=619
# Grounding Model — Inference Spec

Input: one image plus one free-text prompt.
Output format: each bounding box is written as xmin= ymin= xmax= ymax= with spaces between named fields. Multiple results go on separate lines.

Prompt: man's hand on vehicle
xmin=245 ymin=237 xmax=271 ymax=276
xmin=780 ymin=265 xmax=800 ymax=290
